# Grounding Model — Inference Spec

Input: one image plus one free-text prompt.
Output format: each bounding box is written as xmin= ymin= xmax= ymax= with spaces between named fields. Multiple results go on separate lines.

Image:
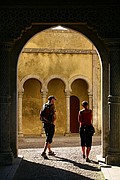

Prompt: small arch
xmin=20 ymin=74 xmax=44 ymax=92
xmin=43 ymin=75 xmax=69 ymax=92
xmin=69 ymin=75 xmax=92 ymax=94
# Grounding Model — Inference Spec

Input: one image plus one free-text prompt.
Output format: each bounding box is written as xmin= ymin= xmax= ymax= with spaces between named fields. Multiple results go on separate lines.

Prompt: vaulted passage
xmin=0 ymin=1 xmax=120 ymax=166
xmin=18 ymin=26 xmax=101 ymax=137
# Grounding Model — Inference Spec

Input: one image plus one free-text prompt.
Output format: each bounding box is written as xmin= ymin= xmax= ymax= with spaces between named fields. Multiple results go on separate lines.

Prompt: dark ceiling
xmin=0 ymin=0 xmax=119 ymax=7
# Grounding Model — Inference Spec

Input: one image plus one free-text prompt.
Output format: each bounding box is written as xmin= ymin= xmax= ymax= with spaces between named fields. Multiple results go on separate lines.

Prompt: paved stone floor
xmin=12 ymin=135 xmax=105 ymax=180
xmin=18 ymin=134 xmax=101 ymax=149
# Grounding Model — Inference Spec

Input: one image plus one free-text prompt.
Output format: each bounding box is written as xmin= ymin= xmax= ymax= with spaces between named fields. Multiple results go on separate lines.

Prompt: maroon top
xmin=79 ymin=109 xmax=92 ymax=126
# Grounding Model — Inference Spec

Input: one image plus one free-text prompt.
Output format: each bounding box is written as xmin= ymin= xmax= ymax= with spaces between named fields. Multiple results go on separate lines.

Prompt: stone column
xmin=101 ymin=53 xmax=109 ymax=158
xmin=106 ymin=40 xmax=120 ymax=165
xmin=92 ymin=51 xmax=98 ymax=131
xmin=41 ymin=91 xmax=47 ymax=105
xmin=41 ymin=91 xmax=47 ymax=136
xmin=88 ymin=93 xmax=93 ymax=110
xmin=0 ymin=42 xmax=14 ymax=165
xmin=65 ymin=91 xmax=71 ymax=135
xmin=18 ymin=91 xmax=24 ymax=137
xmin=88 ymin=93 xmax=94 ymax=125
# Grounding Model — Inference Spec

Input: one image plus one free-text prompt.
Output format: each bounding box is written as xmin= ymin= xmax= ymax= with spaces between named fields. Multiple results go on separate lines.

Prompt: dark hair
xmin=48 ymin=95 xmax=56 ymax=101
xmin=82 ymin=100 xmax=88 ymax=106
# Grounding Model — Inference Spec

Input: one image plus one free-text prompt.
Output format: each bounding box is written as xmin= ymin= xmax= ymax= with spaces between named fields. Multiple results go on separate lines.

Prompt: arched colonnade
xmin=18 ymin=74 xmax=92 ymax=136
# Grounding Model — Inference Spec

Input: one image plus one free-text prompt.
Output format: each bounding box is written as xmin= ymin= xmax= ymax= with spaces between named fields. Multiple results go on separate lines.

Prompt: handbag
xmin=86 ymin=125 xmax=95 ymax=136
xmin=89 ymin=125 xmax=95 ymax=136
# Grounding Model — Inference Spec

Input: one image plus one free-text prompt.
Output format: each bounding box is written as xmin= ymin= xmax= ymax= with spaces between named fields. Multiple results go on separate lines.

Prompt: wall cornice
xmin=22 ymin=48 xmax=97 ymax=54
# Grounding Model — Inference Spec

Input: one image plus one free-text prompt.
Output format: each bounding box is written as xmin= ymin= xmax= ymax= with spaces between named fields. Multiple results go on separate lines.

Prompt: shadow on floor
xmin=13 ymin=157 xmax=100 ymax=180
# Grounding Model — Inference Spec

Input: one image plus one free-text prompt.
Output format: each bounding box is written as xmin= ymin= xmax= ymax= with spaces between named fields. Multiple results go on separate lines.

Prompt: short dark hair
xmin=82 ymin=100 xmax=88 ymax=106
xmin=48 ymin=95 xmax=56 ymax=101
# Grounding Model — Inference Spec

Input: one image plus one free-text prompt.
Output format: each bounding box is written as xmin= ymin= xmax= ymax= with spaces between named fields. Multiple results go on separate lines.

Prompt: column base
xmin=0 ymin=151 xmax=14 ymax=165
xmin=18 ymin=132 xmax=23 ymax=137
xmin=105 ymin=153 xmax=120 ymax=166
xmin=64 ymin=132 xmax=72 ymax=136
xmin=41 ymin=132 xmax=46 ymax=137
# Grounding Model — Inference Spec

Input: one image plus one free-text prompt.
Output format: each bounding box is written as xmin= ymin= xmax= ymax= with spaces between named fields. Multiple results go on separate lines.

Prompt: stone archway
xmin=10 ymin=23 xmax=109 ymax=163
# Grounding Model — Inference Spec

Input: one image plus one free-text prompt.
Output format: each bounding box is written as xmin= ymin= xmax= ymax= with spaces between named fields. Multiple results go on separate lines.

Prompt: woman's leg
xmin=86 ymin=147 xmax=91 ymax=159
xmin=86 ymin=134 xmax=92 ymax=162
xmin=82 ymin=146 xmax=85 ymax=158
xmin=47 ymin=143 xmax=51 ymax=152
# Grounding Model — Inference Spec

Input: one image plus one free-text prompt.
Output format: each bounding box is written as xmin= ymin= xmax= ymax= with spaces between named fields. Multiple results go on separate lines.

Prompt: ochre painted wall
xmin=18 ymin=27 xmax=101 ymax=136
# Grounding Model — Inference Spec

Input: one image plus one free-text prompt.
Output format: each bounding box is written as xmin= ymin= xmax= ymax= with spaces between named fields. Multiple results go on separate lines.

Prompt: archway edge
xmin=13 ymin=22 xmax=108 ymax=65
xmin=12 ymin=22 xmax=109 ymax=159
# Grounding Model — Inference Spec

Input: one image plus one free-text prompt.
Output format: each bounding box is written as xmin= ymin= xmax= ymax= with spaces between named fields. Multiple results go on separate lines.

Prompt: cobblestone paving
xmin=13 ymin=145 xmax=105 ymax=180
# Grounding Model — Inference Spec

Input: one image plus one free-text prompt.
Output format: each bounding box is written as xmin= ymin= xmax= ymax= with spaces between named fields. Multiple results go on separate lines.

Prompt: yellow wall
xmin=19 ymin=53 xmax=92 ymax=81
xmin=18 ymin=27 xmax=101 ymax=136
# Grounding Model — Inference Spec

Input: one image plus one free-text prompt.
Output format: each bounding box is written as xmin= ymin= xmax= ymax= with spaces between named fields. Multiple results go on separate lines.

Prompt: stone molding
xmin=22 ymin=48 xmax=97 ymax=54
xmin=108 ymin=95 xmax=120 ymax=104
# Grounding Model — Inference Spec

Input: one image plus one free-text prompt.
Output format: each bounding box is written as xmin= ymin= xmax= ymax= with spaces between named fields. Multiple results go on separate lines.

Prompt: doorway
xmin=11 ymin=24 xmax=108 ymax=159
xmin=70 ymin=95 xmax=80 ymax=133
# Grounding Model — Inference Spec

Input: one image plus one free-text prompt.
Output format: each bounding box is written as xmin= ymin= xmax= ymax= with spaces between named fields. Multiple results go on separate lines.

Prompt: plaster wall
xmin=18 ymin=28 xmax=101 ymax=136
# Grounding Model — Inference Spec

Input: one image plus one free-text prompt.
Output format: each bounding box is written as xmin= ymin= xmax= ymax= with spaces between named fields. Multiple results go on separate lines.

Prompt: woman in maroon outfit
xmin=78 ymin=100 xmax=94 ymax=162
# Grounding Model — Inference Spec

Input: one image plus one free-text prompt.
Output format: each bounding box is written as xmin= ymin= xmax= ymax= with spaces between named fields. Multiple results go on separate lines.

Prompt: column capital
xmin=88 ymin=92 xmax=93 ymax=97
xmin=0 ymin=41 xmax=14 ymax=51
xmin=65 ymin=90 xmax=71 ymax=97
xmin=108 ymin=95 xmax=120 ymax=104
xmin=0 ymin=96 xmax=11 ymax=103
xmin=18 ymin=91 xmax=24 ymax=98
xmin=104 ymin=38 xmax=120 ymax=47
xmin=41 ymin=91 xmax=47 ymax=98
